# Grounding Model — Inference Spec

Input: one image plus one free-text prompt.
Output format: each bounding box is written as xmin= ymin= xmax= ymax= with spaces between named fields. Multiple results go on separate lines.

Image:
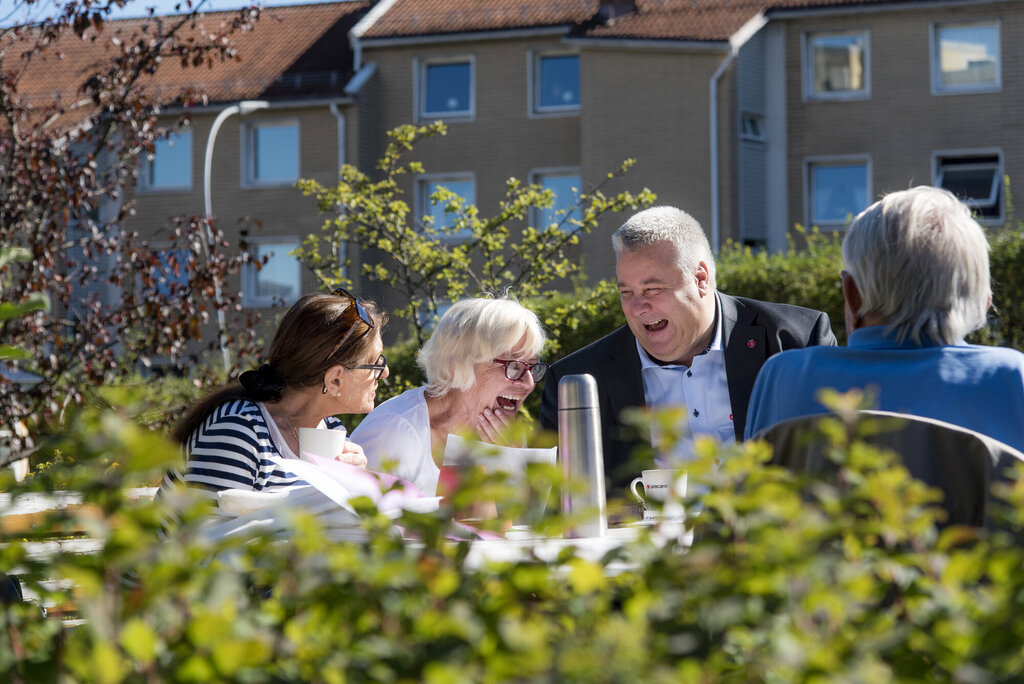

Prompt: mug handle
xmin=629 ymin=477 xmax=645 ymax=503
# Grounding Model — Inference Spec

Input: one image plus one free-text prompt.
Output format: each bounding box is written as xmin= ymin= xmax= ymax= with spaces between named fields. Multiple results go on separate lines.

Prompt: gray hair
xmin=418 ymin=297 xmax=546 ymax=397
xmin=842 ymin=186 xmax=991 ymax=345
xmin=612 ymin=206 xmax=716 ymax=286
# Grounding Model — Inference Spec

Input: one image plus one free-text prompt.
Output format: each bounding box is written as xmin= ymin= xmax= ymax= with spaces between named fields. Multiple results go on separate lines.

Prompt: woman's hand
xmin=476 ymin=407 xmax=514 ymax=446
xmin=336 ymin=440 xmax=368 ymax=469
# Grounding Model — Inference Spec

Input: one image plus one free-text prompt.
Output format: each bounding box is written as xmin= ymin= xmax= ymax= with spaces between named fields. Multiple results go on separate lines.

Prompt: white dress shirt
xmin=638 ymin=295 xmax=735 ymax=465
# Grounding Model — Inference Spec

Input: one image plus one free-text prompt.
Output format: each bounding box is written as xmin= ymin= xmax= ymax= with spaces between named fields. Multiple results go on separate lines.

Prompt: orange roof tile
xmin=362 ymin=0 xmax=958 ymax=44
xmin=360 ymin=0 xmax=599 ymax=38
xmin=2 ymin=1 xmax=370 ymax=129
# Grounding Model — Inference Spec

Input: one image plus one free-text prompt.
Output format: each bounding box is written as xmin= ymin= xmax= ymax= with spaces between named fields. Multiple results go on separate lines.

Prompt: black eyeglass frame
xmin=347 ymin=353 xmax=389 ymax=385
xmin=325 ymin=288 xmax=375 ymax=361
xmin=492 ymin=358 xmax=549 ymax=382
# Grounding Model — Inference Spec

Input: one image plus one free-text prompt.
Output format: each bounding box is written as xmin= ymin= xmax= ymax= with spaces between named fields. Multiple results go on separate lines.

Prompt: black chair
xmin=754 ymin=410 xmax=1024 ymax=530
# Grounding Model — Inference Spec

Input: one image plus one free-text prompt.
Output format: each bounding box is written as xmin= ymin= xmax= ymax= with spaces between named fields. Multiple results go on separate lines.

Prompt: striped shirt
xmin=166 ymin=399 xmax=344 ymax=499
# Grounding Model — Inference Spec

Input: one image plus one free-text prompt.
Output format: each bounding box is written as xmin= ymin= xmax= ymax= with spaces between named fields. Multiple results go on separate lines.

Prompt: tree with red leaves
xmin=0 ymin=1 xmax=264 ymax=463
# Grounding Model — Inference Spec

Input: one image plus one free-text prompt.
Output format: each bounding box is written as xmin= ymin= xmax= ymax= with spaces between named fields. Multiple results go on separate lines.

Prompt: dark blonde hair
xmin=172 ymin=292 xmax=387 ymax=443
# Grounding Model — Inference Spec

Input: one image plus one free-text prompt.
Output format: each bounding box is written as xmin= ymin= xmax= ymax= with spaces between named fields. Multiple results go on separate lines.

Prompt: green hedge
xmin=8 ymin=399 xmax=1024 ymax=682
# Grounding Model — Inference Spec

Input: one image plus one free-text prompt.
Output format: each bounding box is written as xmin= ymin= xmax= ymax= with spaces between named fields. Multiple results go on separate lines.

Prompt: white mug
xmin=630 ymin=469 xmax=684 ymax=504
xmin=298 ymin=426 xmax=348 ymax=460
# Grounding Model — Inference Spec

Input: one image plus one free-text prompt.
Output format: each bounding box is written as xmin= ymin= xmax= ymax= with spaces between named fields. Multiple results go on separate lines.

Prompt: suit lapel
xmin=606 ymin=325 xmax=645 ymax=416
xmin=720 ymin=294 xmax=767 ymax=440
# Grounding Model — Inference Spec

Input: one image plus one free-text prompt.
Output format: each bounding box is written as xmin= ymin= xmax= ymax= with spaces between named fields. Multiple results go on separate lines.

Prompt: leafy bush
xmin=716 ymin=227 xmax=847 ymax=344
xmin=7 ymin=397 xmax=1024 ymax=682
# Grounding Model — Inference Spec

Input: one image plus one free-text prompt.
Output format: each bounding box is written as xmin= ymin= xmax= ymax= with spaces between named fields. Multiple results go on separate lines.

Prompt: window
xmin=243 ymin=239 xmax=301 ymax=307
xmin=934 ymin=151 xmax=1002 ymax=221
xmin=531 ymin=169 xmax=582 ymax=229
xmin=139 ymin=130 xmax=191 ymax=192
xmin=144 ymin=248 xmax=192 ymax=297
xmin=419 ymin=58 xmax=473 ymax=120
xmin=932 ymin=21 xmax=1000 ymax=94
xmin=740 ymin=114 xmax=765 ymax=141
xmin=243 ymin=120 xmax=299 ymax=186
xmin=806 ymin=158 xmax=870 ymax=228
xmin=804 ymin=31 xmax=869 ymax=100
xmin=532 ymin=53 xmax=579 ymax=115
xmin=418 ymin=175 xmax=475 ymax=241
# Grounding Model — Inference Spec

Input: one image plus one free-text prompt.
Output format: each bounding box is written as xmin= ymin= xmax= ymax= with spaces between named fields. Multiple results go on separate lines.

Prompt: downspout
xmin=329 ymin=102 xmax=348 ymax=281
xmin=349 ymin=0 xmax=400 ymax=72
xmin=709 ymin=12 xmax=768 ymax=251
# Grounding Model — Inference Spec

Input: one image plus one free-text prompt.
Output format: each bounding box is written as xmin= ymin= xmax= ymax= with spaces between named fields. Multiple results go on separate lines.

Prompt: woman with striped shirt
xmin=167 ymin=289 xmax=389 ymax=498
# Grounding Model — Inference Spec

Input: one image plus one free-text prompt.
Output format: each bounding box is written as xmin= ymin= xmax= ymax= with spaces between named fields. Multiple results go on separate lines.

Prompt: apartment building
xmin=764 ymin=0 xmax=1021 ymax=248
xmin=10 ymin=0 xmax=1021 ymax=329
xmin=125 ymin=2 xmax=372 ymax=312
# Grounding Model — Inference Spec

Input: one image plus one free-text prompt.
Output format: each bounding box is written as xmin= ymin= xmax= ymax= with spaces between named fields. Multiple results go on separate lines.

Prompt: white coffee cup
xmin=629 ymin=469 xmax=685 ymax=504
xmin=298 ymin=426 xmax=348 ymax=460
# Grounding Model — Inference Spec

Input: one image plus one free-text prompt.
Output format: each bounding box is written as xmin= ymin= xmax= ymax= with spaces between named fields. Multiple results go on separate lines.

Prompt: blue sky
xmin=0 ymin=0 xmax=344 ymax=28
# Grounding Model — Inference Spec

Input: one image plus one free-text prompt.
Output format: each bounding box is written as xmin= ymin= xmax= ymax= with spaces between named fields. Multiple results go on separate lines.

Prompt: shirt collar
xmin=636 ymin=294 xmax=723 ymax=369
xmin=847 ymin=325 xmax=961 ymax=349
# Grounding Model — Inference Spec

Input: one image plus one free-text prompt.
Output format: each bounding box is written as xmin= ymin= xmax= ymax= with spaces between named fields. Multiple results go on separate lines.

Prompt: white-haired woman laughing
xmin=351 ymin=297 xmax=547 ymax=496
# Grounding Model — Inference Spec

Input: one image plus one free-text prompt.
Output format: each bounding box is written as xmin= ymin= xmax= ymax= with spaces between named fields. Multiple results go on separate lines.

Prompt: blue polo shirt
xmin=744 ymin=325 xmax=1024 ymax=451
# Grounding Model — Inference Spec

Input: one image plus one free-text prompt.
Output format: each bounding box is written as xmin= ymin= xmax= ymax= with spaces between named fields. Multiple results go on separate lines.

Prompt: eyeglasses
xmin=348 ymin=353 xmax=389 ymax=385
xmin=326 ymin=288 xmax=375 ymax=361
xmin=493 ymin=358 xmax=549 ymax=382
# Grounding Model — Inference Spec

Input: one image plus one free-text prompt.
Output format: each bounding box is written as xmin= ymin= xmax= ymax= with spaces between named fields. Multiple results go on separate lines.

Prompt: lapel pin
xmin=747 ymin=339 xmax=756 ymax=348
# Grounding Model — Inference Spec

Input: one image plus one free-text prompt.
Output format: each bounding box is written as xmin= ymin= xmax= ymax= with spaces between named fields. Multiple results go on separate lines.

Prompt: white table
xmin=461 ymin=521 xmax=691 ymax=574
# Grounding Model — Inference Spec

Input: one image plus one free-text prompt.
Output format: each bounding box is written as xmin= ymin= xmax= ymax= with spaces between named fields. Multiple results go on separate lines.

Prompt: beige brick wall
xmin=579 ymin=46 xmax=733 ymax=278
xmin=125 ymin=103 xmax=351 ymax=356
xmin=362 ymin=37 xmax=734 ymax=285
xmin=784 ymin=3 xmax=1024 ymax=233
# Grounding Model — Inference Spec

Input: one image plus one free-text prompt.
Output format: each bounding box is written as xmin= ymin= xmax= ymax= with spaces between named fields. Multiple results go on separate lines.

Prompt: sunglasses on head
xmin=325 ymin=288 xmax=375 ymax=361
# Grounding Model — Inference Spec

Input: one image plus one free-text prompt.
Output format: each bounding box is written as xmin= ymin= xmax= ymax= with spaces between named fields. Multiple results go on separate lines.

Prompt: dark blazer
xmin=539 ymin=293 xmax=837 ymax=491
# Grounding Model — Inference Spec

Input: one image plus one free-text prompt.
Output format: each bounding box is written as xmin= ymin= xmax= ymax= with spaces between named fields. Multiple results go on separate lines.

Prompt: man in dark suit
xmin=540 ymin=206 xmax=836 ymax=492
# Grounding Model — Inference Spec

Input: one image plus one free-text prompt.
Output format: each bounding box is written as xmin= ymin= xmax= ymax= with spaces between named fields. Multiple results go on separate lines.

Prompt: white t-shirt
xmin=350 ymin=386 xmax=440 ymax=495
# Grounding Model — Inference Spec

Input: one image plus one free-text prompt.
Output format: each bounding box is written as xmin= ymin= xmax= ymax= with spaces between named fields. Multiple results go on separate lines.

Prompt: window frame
xmin=529 ymin=167 xmax=583 ymax=230
xmin=241 ymin=118 xmax=301 ymax=188
xmin=932 ymin=148 xmax=1004 ymax=224
xmin=416 ymin=56 xmax=475 ymax=122
xmin=528 ymin=51 xmax=581 ymax=117
xmin=137 ymin=129 xmax=193 ymax=193
xmin=804 ymin=155 xmax=872 ymax=230
xmin=140 ymin=244 xmax=194 ymax=299
xmin=416 ymin=173 xmax=476 ymax=242
xmin=242 ymin=237 xmax=302 ymax=308
xmin=802 ymin=29 xmax=871 ymax=102
xmin=930 ymin=20 xmax=1001 ymax=95
xmin=739 ymin=113 xmax=766 ymax=142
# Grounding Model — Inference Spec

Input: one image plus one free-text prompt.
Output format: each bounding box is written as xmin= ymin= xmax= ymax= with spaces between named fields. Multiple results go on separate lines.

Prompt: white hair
xmin=611 ymin=205 xmax=716 ymax=286
xmin=418 ymin=297 xmax=546 ymax=397
xmin=842 ymin=185 xmax=991 ymax=345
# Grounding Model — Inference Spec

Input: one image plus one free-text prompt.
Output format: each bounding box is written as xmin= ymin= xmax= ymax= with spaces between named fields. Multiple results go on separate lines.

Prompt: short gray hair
xmin=418 ymin=297 xmax=546 ymax=397
xmin=612 ymin=206 xmax=716 ymax=285
xmin=842 ymin=185 xmax=991 ymax=345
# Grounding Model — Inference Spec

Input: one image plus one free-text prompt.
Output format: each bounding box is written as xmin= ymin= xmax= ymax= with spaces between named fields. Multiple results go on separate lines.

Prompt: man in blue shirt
xmin=745 ymin=186 xmax=1024 ymax=452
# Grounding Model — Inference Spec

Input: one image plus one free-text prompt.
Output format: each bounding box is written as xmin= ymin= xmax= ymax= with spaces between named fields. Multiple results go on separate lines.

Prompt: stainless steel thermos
xmin=557 ymin=373 xmax=607 ymax=537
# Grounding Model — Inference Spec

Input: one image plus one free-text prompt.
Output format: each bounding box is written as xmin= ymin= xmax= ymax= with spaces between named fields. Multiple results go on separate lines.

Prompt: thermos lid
xmin=557 ymin=373 xmax=599 ymax=410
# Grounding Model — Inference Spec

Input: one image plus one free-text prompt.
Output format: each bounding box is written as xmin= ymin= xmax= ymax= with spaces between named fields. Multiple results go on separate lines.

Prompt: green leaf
xmin=120 ymin=618 xmax=159 ymax=665
xmin=0 ymin=292 xmax=50 ymax=322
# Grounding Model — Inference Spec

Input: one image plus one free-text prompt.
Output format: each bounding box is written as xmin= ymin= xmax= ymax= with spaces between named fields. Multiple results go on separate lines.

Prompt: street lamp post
xmin=202 ymin=99 xmax=269 ymax=372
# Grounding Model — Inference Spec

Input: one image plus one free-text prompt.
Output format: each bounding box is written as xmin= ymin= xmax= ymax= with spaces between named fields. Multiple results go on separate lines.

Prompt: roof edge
xmin=767 ymin=0 xmax=1011 ymax=20
xmin=360 ymin=25 xmax=570 ymax=47
xmin=351 ymin=0 xmax=401 ymax=39
xmin=565 ymin=36 xmax=730 ymax=53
